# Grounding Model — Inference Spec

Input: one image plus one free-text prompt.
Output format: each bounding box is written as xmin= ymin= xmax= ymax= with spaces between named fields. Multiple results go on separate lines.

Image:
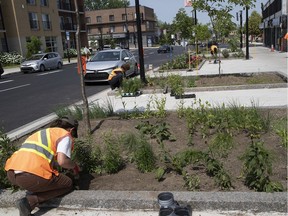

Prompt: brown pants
xmin=7 ymin=170 xmax=73 ymax=210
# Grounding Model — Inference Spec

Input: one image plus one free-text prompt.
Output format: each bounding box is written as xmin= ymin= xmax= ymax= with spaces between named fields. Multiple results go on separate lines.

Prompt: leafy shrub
xmin=121 ymin=77 xmax=143 ymax=94
xmin=240 ymin=140 xmax=283 ymax=192
xmin=134 ymin=141 xmax=156 ymax=173
xmin=222 ymin=49 xmax=230 ymax=58
xmin=0 ymin=51 xmax=23 ymax=65
xmin=0 ymin=130 xmax=17 ymax=189
xmin=64 ymin=48 xmax=78 ymax=58
xmin=232 ymin=50 xmax=245 ymax=58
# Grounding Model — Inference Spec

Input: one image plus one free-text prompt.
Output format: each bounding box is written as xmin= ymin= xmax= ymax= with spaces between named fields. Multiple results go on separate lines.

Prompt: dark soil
xmin=76 ymin=108 xmax=287 ymax=192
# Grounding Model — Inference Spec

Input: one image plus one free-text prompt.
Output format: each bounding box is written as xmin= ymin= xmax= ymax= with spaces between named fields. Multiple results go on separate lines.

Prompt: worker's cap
xmin=61 ymin=115 xmax=78 ymax=138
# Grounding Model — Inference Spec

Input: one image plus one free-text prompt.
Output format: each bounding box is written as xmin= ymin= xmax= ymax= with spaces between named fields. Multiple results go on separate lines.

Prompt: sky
xmin=129 ymin=0 xmax=267 ymax=24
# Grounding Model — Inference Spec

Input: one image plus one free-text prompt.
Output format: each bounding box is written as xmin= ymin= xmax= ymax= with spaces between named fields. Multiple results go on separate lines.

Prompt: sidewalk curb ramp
xmin=0 ymin=190 xmax=287 ymax=213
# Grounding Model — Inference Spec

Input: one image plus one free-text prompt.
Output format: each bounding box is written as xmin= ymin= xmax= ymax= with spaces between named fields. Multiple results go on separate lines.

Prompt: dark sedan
xmin=157 ymin=45 xmax=173 ymax=53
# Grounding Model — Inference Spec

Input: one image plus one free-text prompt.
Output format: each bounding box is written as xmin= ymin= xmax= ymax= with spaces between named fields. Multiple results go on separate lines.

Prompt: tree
xmin=192 ymin=0 xmax=256 ymax=40
xmin=171 ymin=8 xmax=194 ymax=43
xmin=74 ymin=0 xmax=91 ymax=135
xmin=247 ymin=11 xmax=262 ymax=41
xmin=84 ymin=0 xmax=129 ymax=10
xmin=194 ymin=24 xmax=211 ymax=43
xmin=26 ymin=36 xmax=42 ymax=58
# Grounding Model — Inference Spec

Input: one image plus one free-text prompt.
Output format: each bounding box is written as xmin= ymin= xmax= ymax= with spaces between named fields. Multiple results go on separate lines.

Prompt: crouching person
xmin=5 ymin=115 xmax=80 ymax=216
xmin=108 ymin=63 xmax=130 ymax=90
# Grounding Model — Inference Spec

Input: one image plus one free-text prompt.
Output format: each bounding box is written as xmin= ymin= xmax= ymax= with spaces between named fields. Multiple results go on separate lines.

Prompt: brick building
xmin=85 ymin=6 xmax=157 ymax=50
xmin=0 ymin=0 xmax=87 ymax=57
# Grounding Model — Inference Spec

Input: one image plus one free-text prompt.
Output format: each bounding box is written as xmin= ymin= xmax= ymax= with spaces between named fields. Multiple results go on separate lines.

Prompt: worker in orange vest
xmin=5 ymin=116 xmax=80 ymax=216
xmin=108 ymin=63 xmax=130 ymax=90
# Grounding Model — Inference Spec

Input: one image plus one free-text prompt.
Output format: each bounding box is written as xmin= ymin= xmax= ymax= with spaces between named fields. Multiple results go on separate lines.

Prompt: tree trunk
xmin=74 ymin=0 xmax=91 ymax=135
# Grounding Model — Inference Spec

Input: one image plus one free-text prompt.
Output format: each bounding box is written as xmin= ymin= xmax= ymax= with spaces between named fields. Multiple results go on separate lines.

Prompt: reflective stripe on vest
xmin=18 ymin=129 xmax=55 ymax=163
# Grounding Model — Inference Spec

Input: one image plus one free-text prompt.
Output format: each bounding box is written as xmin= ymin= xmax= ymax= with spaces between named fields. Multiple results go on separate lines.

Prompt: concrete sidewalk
xmin=1 ymin=46 xmax=287 ymax=215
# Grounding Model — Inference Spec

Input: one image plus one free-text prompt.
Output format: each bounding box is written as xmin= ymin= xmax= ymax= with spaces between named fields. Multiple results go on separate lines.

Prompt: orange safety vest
xmin=77 ymin=56 xmax=87 ymax=75
xmin=108 ymin=67 xmax=124 ymax=81
xmin=5 ymin=128 xmax=73 ymax=179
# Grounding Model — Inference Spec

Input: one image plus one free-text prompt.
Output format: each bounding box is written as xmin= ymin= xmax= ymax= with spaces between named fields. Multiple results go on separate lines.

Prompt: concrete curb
xmin=0 ymin=190 xmax=286 ymax=213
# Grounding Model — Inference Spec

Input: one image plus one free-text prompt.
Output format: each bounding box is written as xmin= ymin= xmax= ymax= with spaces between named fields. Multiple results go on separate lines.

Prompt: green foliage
xmin=167 ymin=74 xmax=184 ymax=96
xmin=172 ymin=8 xmax=194 ymax=40
xmin=222 ymin=49 xmax=230 ymax=58
xmin=183 ymin=172 xmax=200 ymax=191
xmin=227 ymin=36 xmax=240 ymax=52
xmin=0 ymin=51 xmax=23 ymax=65
xmin=275 ymin=128 xmax=288 ymax=148
xmin=134 ymin=141 xmax=156 ymax=173
xmin=102 ymin=135 xmax=124 ymax=174
xmin=0 ymin=130 xmax=17 ymax=189
xmin=72 ymin=137 xmax=102 ymax=173
xmin=64 ymin=48 xmax=77 ymax=58
xmin=121 ymin=77 xmax=143 ymax=94
xmin=209 ymin=131 xmax=234 ymax=158
xmin=155 ymin=167 xmax=166 ymax=181
xmin=248 ymin=11 xmax=263 ymax=38
xmin=26 ymin=36 xmax=42 ymax=58
xmin=84 ymin=0 xmax=129 ymax=10
xmin=240 ymin=140 xmax=283 ymax=192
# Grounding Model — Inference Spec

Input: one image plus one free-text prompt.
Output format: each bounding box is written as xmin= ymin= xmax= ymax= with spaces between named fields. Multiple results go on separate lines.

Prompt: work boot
xmin=16 ymin=197 xmax=32 ymax=216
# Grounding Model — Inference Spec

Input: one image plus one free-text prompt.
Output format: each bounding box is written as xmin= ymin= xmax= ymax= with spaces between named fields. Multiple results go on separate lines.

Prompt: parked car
xmin=20 ymin=52 xmax=63 ymax=73
xmin=0 ymin=62 xmax=4 ymax=79
xmin=157 ymin=45 xmax=173 ymax=53
xmin=84 ymin=49 xmax=138 ymax=83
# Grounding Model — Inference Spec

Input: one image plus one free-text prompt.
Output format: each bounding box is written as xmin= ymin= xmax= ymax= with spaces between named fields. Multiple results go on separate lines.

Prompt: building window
xmin=28 ymin=12 xmax=39 ymax=30
xmin=86 ymin=17 xmax=91 ymax=23
xmin=42 ymin=14 xmax=51 ymax=30
xmin=45 ymin=36 xmax=57 ymax=52
xmin=40 ymin=0 xmax=48 ymax=6
xmin=87 ymin=27 xmax=91 ymax=34
xmin=27 ymin=0 xmax=36 ymax=5
xmin=122 ymin=14 xmax=126 ymax=21
xmin=109 ymin=15 xmax=114 ymax=22
xmin=96 ymin=16 xmax=102 ymax=23
xmin=123 ymin=24 xmax=127 ymax=32
xmin=109 ymin=26 xmax=115 ymax=33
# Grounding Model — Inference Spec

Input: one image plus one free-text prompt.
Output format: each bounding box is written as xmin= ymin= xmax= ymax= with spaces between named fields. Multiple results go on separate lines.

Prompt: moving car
xmin=157 ymin=45 xmax=173 ymax=53
xmin=84 ymin=49 xmax=138 ymax=83
xmin=20 ymin=52 xmax=63 ymax=73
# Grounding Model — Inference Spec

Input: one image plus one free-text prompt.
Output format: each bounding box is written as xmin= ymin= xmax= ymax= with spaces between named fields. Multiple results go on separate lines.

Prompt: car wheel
xmin=40 ymin=64 xmax=45 ymax=72
xmin=57 ymin=62 xmax=62 ymax=69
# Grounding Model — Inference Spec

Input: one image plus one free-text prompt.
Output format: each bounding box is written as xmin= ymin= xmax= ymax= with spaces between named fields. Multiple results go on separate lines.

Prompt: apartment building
xmin=0 ymin=0 xmax=87 ymax=57
xmin=260 ymin=0 xmax=287 ymax=51
xmin=85 ymin=6 xmax=157 ymax=49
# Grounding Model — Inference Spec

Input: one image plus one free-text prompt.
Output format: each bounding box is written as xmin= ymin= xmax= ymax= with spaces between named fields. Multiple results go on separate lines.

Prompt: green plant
xmin=222 ymin=49 xmax=230 ymax=58
xmin=121 ymin=77 xmax=142 ymax=94
xmin=209 ymin=131 xmax=234 ymax=158
xmin=167 ymin=74 xmax=184 ymax=96
xmin=0 ymin=130 xmax=17 ymax=189
xmin=155 ymin=167 xmax=166 ymax=181
xmin=102 ymin=134 xmax=124 ymax=174
xmin=134 ymin=141 xmax=156 ymax=173
xmin=183 ymin=172 xmax=200 ymax=191
xmin=240 ymin=140 xmax=283 ymax=192
xmin=72 ymin=137 xmax=102 ymax=174
xmin=26 ymin=36 xmax=42 ymax=58
xmin=152 ymin=95 xmax=167 ymax=118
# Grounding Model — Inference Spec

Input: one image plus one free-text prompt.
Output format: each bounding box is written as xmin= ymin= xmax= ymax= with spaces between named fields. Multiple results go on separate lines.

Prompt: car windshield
xmin=28 ymin=55 xmax=44 ymax=60
xmin=90 ymin=51 xmax=120 ymax=62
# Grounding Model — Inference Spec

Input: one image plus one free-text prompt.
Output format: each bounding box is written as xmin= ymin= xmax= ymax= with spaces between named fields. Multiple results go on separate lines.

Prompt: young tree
xmin=171 ymin=8 xmax=194 ymax=45
xmin=247 ymin=11 xmax=262 ymax=41
xmin=26 ymin=36 xmax=42 ymax=58
xmin=74 ymin=0 xmax=91 ymax=135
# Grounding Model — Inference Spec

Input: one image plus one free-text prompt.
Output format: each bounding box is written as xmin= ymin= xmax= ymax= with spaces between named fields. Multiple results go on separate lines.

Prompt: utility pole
xmin=240 ymin=10 xmax=243 ymax=49
xmin=135 ymin=0 xmax=146 ymax=83
xmin=125 ymin=3 xmax=129 ymax=50
xmin=245 ymin=6 xmax=249 ymax=60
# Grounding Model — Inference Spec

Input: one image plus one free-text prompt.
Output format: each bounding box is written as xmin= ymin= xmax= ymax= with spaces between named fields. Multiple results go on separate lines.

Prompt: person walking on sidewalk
xmin=5 ymin=116 xmax=80 ymax=216
xmin=108 ymin=63 xmax=130 ymax=90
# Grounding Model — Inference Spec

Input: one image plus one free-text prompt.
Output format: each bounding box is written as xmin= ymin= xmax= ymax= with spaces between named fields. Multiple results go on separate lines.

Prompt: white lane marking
xmin=36 ymin=70 xmax=62 ymax=76
xmin=0 ymin=84 xmax=30 ymax=93
xmin=0 ymin=80 xmax=13 ymax=84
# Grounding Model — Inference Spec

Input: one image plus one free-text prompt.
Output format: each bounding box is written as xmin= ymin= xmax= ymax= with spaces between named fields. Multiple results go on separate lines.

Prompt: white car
xmin=84 ymin=49 xmax=138 ymax=83
xmin=20 ymin=52 xmax=63 ymax=73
